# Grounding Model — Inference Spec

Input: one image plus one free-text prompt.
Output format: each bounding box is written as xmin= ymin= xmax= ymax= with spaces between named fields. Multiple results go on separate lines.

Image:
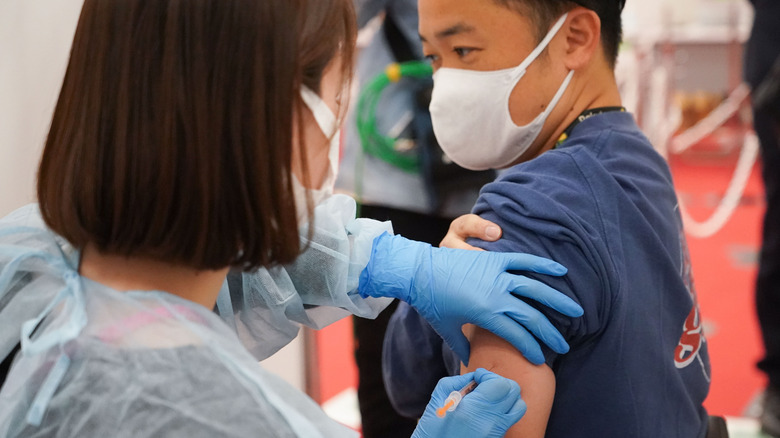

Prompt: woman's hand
xmin=412 ymin=369 xmax=527 ymax=438
xmin=359 ymin=233 xmax=582 ymax=365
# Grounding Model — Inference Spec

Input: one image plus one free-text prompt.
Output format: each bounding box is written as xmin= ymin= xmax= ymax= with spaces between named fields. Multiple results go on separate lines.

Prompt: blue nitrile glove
xmin=359 ymin=232 xmax=583 ymax=365
xmin=412 ymin=369 xmax=527 ymax=438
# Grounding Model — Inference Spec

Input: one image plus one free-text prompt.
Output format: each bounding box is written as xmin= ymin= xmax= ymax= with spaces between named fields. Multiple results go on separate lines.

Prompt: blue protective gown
xmin=0 ymin=197 xmax=390 ymax=437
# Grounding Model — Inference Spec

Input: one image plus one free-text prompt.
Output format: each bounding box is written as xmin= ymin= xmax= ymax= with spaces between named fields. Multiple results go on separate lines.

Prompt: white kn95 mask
xmin=429 ymin=13 xmax=574 ymax=171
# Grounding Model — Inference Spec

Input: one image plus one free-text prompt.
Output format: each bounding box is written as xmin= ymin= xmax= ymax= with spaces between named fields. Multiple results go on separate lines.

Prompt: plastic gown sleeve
xmin=0 ymin=205 xmax=79 ymax=366
xmin=216 ymin=195 xmax=394 ymax=360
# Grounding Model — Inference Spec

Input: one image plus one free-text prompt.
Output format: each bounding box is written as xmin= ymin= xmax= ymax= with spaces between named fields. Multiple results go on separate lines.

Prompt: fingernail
xmin=486 ymin=226 xmax=501 ymax=240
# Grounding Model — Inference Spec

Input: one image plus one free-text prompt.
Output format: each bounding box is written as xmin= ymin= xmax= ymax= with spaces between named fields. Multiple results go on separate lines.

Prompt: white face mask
xmin=293 ymin=86 xmax=341 ymax=223
xmin=429 ymin=13 xmax=574 ymax=171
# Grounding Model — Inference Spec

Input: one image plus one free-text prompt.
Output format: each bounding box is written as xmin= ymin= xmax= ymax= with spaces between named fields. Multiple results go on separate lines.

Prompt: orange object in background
xmin=675 ymin=91 xmax=728 ymax=134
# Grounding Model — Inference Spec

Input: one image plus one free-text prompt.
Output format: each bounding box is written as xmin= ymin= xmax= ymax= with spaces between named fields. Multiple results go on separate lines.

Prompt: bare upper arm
xmin=462 ymin=324 xmax=556 ymax=438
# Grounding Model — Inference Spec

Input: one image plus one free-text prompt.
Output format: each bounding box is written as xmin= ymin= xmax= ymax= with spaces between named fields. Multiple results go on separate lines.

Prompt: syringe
xmin=436 ymin=380 xmax=478 ymax=418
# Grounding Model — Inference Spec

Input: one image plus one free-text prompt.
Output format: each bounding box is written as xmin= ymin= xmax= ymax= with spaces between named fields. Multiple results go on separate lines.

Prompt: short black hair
xmin=493 ymin=0 xmax=624 ymax=68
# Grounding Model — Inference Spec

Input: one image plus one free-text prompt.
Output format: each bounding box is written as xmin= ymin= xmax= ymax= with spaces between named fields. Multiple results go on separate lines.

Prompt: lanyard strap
xmin=556 ymin=106 xmax=626 ymax=147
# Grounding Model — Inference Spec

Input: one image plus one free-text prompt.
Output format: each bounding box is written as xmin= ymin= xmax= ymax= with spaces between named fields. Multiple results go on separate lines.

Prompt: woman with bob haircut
xmin=0 ymin=0 xmax=583 ymax=436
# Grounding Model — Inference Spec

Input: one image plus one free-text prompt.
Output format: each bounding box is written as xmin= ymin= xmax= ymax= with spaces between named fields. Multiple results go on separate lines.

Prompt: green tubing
xmin=355 ymin=61 xmax=434 ymax=173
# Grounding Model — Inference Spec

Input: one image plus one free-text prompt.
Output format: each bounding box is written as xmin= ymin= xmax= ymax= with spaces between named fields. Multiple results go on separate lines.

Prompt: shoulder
xmin=470 ymin=146 xmax=629 ymax=353
xmin=1 ymin=204 xmax=45 ymax=229
xmin=474 ymin=149 xmax=605 ymax=241
xmin=475 ymin=114 xmax=667 ymax=235
xmin=0 ymin=203 xmax=79 ymax=269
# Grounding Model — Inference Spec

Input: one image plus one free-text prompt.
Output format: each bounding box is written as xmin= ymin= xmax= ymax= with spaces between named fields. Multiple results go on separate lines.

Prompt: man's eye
xmin=453 ymin=47 xmax=474 ymax=58
xmin=424 ymin=53 xmax=439 ymax=63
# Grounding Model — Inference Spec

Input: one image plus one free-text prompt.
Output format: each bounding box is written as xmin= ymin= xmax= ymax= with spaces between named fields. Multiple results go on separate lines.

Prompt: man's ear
xmin=561 ymin=7 xmax=601 ymax=71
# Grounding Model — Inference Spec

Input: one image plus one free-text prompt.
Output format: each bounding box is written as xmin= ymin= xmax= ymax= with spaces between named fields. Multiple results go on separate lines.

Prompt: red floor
xmin=670 ymin=143 xmax=767 ymax=417
xmin=313 ymin=317 xmax=358 ymax=405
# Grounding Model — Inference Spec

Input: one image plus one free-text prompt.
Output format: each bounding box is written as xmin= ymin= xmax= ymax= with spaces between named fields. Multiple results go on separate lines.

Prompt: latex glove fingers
xmin=466 ymin=369 xmax=523 ymax=412
xmin=439 ymin=214 xmax=502 ymax=250
xmin=412 ymin=370 xmax=526 ymax=438
xmin=502 ymin=273 xmax=583 ymax=317
xmin=472 ymin=369 xmax=528 ymax=419
xmin=503 ymin=302 xmax=570 ymax=356
xmin=428 ymin=372 xmax=478 ymax=406
xmin=472 ymin=312 xmax=545 ymax=365
xmin=448 ymin=370 xmax=527 ymax=437
xmin=438 ymin=326 xmax=473 ymax=366
xmin=412 ymin=373 xmax=478 ymax=438
xmin=412 ymin=372 xmax=474 ymax=438
xmin=360 ymin=233 xmax=583 ymax=367
xmin=498 ymin=252 xmax=568 ymax=276
xmin=441 ymin=299 xmax=567 ymax=366
xmin=490 ymin=282 xmax=573 ymax=354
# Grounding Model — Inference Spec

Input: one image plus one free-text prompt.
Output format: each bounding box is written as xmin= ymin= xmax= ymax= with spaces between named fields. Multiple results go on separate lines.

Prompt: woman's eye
xmin=424 ymin=53 xmax=439 ymax=64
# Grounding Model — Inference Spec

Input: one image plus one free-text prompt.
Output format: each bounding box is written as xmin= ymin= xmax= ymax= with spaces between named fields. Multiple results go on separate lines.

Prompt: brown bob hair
xmin=37 ymin=0 xmax=356 ymax=271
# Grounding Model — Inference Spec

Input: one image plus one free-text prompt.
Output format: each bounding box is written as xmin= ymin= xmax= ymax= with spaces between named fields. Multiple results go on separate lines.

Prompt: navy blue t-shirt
xmin=383 ymin=111 xmax=710 ymax=437
xmin=471 ymin=111 xmax=710 ymax=437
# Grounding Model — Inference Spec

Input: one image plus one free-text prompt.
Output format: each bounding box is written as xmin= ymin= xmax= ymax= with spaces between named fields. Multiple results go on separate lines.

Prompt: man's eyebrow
xmin=419 ymin=23 xmax=476 ymax=43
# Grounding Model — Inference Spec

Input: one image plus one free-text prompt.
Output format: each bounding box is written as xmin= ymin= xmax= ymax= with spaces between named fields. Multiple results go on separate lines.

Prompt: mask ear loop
xmin=300 ymin=86 xmax=339 ymax=139
xmin=509 ymin=12 xmax=570 ymax=83
xmin=505 ymin=13 xmax=573 ymax=127
xmin=537 ymin=70 xmax=575 ymax=120
xmin=300 ymin=85 xmax=343 ymax=191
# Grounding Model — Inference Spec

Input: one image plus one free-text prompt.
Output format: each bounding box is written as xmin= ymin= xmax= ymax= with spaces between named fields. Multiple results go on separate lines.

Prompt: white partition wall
xmin=0 ymin=0 xmax=83 ymax=216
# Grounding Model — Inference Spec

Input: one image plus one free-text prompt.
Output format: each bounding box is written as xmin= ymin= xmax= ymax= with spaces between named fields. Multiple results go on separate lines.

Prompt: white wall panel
xmin=0 ymin=0 xmax=83 ymax=216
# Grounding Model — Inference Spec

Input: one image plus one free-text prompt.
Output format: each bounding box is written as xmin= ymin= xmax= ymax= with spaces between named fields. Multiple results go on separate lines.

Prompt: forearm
xmin=462 ymin=325 xmax=555 ymax=438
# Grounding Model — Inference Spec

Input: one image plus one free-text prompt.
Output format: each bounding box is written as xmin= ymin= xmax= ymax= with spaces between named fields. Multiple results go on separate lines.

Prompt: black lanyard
xmin=556 ymin=106 xmax=626 ymax=147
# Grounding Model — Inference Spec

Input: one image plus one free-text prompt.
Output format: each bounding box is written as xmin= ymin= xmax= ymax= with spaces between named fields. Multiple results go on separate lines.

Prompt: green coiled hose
xmin=355 ymin=61 xmax=434 ymax=173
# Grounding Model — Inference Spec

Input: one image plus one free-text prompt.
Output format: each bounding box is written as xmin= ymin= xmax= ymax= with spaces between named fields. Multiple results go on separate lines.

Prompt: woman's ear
xmin=561 ymin=7 xmax=601 ymax=71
